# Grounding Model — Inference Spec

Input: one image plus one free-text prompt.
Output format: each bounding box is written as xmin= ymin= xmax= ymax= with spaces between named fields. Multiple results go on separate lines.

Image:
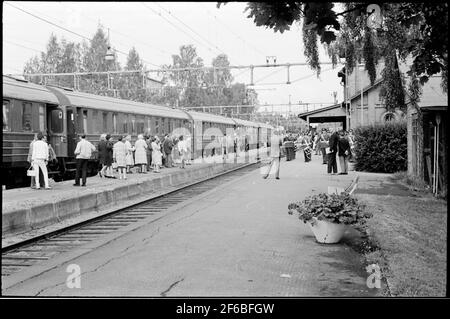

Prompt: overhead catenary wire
xmin=5 ymin=2 xmax=161 ymax=68
xmin=4 ymin=40 xmax=43 ymax=53
xmin=141 ymin=3 xmax=217 ymax=55
xmin=200 ymin=3 xmax=267 ymax=58
xmin=155 ymin=3 xmax=226 ymax=56
xmin=58 ymin=2 xmax=171 ymax=57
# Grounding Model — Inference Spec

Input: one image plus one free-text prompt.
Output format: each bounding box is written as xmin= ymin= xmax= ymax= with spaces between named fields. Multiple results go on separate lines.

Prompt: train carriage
xmin=2 ymin=75 xmax=273 ymax=189
xmin=2 ymin=76 xmax=60 ymax=187
xmin=187 ymin=110 xmax=236 ymax=158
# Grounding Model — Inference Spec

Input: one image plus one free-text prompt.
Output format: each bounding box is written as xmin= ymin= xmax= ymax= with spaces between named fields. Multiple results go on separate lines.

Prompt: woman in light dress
xmin=151 ymin=136 xmax=162 ymax=173
xmin=177 ymin=135 xmax=188 ymax=169
xmin=113 ymin=135 xmax=127 ymax=180
xmin=124 ymin=135 xmax=135 ymax=174
xmin=134 ymin=134 xmax=148 ymax=174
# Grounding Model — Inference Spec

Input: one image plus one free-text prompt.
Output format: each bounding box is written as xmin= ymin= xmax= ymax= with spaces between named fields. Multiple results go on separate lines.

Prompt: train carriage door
xmin=47 ymin=105 xmax=67 ymax=157
xmin=66 ymin=108 xmax=77 ymax=158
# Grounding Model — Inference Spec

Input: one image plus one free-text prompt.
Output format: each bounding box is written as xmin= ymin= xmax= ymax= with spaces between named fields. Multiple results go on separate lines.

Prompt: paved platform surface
xmin=2 ymin=149 xmax=266 ymax=239
xmin=2 ymin=152 xmax=384 ymax=296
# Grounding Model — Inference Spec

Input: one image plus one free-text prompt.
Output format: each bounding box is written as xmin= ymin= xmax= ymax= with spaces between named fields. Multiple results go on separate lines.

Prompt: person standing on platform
xmin=31 ymin=132 xmax=51 ymax=189
xmin=73 ymin=134 xmax=95 ymax=186
xmin=299 ymin=134 xmax=312 ymax=162
xmin=103 ymin=134 xmax=115 ymax=178
xmin=163 ymin=134 xmax=175 ymax=168
xmin=124 ymin=135 xmax=135 ymax=174
xmin=327 ymin=128 xmax=339 ymax=175
xmin=151 ymin=136 xmax=162 ymax=173
xmin=28 ymin=133 xmax=41 ymax=188
xmin=97 ymin=134 xmax=107 ymax=178
xmin=262 ymin=131 xmax=282 ymax=180
xmin=113 ymin=135 xmax=127 ymax=180
xmin=338 ymin=130 xmax=352 ymax=175
xmin=145 ymin=135 xmax=153 ymax=171
xmin=185 ymin=135 xmax=192 ymax=165
xmin=134 ymin=134 xmax=148 ymax=173
xmin=319 ymin=129 xmax=329 ymax=165
xmin=177 ymin=135 xmax=188 ymax=169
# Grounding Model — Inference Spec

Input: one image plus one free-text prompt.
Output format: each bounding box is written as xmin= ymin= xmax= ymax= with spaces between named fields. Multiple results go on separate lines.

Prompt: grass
xmin=354 ymin=188 xmax=447 ymax=297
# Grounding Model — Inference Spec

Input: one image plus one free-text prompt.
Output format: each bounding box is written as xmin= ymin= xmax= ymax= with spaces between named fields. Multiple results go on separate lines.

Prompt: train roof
xmin=187 ymin=110 xmax=236 ymax=125
xmin=232 ymin=118 xmax=260 ymax=128
xmin=47 ymin=86 xmax=190 ymax=120
xmin=3 ymin=76 xmax=60 ymax=104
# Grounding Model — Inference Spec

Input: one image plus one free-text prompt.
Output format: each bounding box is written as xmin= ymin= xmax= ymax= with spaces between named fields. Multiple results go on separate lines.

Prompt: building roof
xmin=348 ymin=78 xmax=383 ymax=101
xmin=297 ymin=104 xmax=341 ymax=121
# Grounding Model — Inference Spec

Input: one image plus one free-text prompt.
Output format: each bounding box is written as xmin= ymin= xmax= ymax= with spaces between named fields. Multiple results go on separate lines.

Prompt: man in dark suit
xmin=163 ymin=134 xmax=175 ymax=168
xmin=327 ymin=128 xmax=339 ymax=175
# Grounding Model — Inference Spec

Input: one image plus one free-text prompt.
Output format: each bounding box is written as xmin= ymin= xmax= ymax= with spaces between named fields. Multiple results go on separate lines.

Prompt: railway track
xmin=2 ymin=162 xmax=262 ymax=277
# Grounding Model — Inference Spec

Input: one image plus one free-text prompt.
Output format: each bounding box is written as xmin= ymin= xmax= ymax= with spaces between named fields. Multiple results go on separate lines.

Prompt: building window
xmin=39 ymin=104 xmax=45 ymax=131
xmin=384 ymin=112 xmax=396 ymax=122
xmin=357 ymin=92 xmax=369 ymax=106
xmin=22 ymin=102 xmax=32 ymax=131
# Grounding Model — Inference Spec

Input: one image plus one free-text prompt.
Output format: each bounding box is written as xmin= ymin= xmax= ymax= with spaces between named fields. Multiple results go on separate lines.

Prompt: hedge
xmin=353 ymin=121 xmax=407 ymax=173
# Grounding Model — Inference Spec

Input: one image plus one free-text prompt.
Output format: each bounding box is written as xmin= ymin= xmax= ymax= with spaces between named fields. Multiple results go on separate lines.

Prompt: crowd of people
xmin=263 ymin=128 xmax=356 ymax=180
xmin=291 ymin=128 xmax=355 ymax=175
xmin=28 ymin=132 xmax=192 ymax=189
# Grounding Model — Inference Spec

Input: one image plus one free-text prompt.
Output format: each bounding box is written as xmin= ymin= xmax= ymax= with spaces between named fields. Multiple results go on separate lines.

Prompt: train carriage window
xmin=122 ymin=114 xmax=128 ymax=134
xmin=102 ymin=112 xmax=108 ymax=132
xmin=39 ymin=104 xmax=45 ymax=131
xmin=155 ymin=118 xmax=160 ymax=135
xmin=22 ymin=102 xmax=32 ymax=131
xmin=82 ymin=110 xmax=88 ymax=134
xmin=3 ymin=100 xmax=10 ymax=131
xmin=93 ymin=111 xmax=99 ymax=133
xmin=113 ymin=113 xmax=117 ymax=133
xmin=50 ymin=109 xmax=63 ymax=133
xmin=131 ymin=116 xmax=136 ymax=134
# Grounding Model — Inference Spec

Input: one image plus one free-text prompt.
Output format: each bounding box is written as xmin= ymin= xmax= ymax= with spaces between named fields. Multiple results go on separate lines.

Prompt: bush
xmin=353 ymin=121 xmax=407 ymax=173
xmin=288 ymin=193 xmax=372 ymax=225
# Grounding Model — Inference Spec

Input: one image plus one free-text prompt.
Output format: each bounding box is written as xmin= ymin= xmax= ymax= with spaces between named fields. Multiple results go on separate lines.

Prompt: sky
xmin=3 ymin=1 xmax=345 ymax=115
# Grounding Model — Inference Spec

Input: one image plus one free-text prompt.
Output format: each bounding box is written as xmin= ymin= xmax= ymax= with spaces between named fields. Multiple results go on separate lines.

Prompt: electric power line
xmin=5 ymin=2 xmax=161 ymax=68
xmin=4 ymin=40 xmax=43 ymax=53
xmin=142 ymin=3 xmax=216 ymax=55
xmin=201 ymin=3 xmax=267 ymax=58
xmin=155 ymin=3 xmax=226 ymax=56
xmin=60 ymin=2 xmax=171 ymax=57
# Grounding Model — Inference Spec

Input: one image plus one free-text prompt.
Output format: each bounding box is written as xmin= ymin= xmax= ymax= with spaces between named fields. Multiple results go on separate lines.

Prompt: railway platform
xmin=2 ymin=148 xmax=268 ymax=246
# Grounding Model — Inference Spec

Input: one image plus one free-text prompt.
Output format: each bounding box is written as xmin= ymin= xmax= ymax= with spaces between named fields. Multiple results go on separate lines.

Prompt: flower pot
xmin=308 ymin=217 xmax=347 ymax=244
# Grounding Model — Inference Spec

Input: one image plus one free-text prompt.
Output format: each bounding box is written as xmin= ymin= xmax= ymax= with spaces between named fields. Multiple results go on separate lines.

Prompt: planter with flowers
xmin=288 ymin=192 xmax=372 ymax=244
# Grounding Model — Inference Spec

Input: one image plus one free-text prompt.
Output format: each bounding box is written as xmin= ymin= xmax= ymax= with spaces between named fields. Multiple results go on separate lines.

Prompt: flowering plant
xmin=288 ymin=193 xmax=372 ymax=225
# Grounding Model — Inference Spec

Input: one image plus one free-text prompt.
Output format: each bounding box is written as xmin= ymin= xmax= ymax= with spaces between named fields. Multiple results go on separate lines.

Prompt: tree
xmin=162 ymin=44 xmax=205 ymax=107
xmin=80 ymin=26 xmax=121 ymax=96
xmin=220 ymin=2 xmax=448 ymax=92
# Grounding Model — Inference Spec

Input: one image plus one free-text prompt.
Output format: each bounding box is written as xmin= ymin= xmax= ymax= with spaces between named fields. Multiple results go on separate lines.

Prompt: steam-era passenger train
xmin=2 ymin=75 xmax=273 ymax=189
